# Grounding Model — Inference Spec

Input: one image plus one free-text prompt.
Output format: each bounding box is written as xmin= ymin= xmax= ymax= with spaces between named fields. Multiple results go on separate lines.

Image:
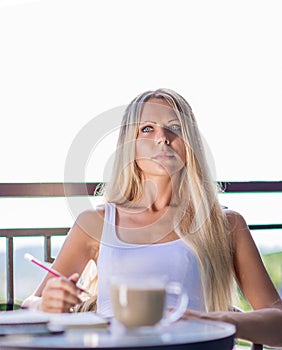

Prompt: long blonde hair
xmin=104 ymin=88 xmax=236 ymax=311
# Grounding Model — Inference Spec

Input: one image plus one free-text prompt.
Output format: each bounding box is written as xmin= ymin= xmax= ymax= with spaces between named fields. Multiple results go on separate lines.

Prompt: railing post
xmin=44 ymin=235 xmax=55 ymax=263
xmin=6 ymin=236 xmax=14 ymax=305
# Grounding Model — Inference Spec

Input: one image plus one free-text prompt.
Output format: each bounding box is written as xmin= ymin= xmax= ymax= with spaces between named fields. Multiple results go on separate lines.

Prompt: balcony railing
xmin=1 ymin=181 xmax=282 ymax=307
xmin=0 ymin=183 xmax=100 ymax=307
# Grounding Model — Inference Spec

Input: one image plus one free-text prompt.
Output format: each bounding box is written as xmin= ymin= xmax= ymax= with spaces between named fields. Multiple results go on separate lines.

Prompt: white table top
xmin=0 ymin=318 xmax=235 ymax=349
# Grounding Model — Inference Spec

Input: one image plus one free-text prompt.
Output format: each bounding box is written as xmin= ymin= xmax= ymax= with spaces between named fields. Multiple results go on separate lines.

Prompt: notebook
xmin=0 ymin=309 xmax=109 ymax=335
xmin=48 ymin=311 xmax=109 ymax=329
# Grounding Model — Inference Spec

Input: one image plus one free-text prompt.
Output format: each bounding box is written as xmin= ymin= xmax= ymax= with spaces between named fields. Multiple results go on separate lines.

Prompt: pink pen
xmin=24 ymin=253 xmax=90 ymax=295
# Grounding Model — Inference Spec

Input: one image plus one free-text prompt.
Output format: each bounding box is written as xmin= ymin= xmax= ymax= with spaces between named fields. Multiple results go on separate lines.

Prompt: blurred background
xmin=0 ymin=0 xmax=281 ymax=307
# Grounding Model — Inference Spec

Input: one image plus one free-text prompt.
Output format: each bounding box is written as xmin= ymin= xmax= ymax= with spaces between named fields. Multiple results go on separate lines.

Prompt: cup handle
xmin=161 ymin=282 xmax=189 ymax=326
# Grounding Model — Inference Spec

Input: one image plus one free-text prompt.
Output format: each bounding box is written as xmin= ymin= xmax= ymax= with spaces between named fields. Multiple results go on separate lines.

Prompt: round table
xmin=0 ymin=318 xmax=235 ymax=350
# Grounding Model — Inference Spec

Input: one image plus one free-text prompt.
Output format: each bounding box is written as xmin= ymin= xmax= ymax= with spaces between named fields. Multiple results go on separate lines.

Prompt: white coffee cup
xmin=110 ymin=276 xmax=188 ymax=328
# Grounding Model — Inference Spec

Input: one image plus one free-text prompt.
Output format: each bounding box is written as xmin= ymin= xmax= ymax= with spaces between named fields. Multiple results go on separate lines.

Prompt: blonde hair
xmin=103 ymin=88 xmax=236 ymax=312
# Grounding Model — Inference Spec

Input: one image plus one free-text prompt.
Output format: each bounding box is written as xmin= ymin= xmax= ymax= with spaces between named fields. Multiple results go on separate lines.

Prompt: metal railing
xmin=220 ymin=181 xmax=282 ymax=230
xmin=1 ymin=181 xmax=282 ymax=307
xmin=0 ymin=183 xmax=100 ymax=306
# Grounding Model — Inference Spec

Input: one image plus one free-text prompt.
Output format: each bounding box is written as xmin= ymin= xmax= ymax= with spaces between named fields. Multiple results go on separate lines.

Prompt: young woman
xmin=22 ymin=88 xmax=281 ymax=318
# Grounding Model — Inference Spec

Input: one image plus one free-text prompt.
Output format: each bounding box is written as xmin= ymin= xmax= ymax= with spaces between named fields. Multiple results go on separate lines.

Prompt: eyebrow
xmin=140 ymin=118 xmax=180 ymax=125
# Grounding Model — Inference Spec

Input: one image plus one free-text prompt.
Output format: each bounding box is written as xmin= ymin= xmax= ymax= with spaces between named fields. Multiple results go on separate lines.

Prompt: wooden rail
xmin=0 ymin=183 xmax=100 ymax=197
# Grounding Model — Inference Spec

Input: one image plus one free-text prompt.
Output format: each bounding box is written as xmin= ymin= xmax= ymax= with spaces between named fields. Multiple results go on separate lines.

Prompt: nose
xmin=156 ymin=127 xmax=170 ymax=145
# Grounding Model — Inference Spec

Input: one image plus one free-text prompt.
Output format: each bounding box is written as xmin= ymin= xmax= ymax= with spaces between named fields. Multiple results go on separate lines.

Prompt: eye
xmin=168 ymin=124 xmax=181 ymax=132
xmin=141 ymin=125 xmax=154 ymax=133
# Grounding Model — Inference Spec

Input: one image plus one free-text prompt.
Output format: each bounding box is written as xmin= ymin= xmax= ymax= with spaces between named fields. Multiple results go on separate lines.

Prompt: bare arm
xmin=184 ymin=306 xmax=282 ymax=347
xmin=22 ymin=208 xmax=104 ymax=313
xmin=227 ymin=210 xmax=280 ymax=309
xmin=182 ymin=212 xmax=282 ymax=347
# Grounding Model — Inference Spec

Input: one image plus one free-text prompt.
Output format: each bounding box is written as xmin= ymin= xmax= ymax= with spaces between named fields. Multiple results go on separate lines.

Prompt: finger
xmin=42 ymin=288 xmax=81 ymax=313
xmin=68 ymin=272 xmax=80 ymax=284
xmin=182 ymin=309 xmax=203 ymax=319
xmin=43 ymin=279 xmax=82 ymax=304
xmin=42 ymin=301 xmax=73 ymax=313
xmin=54 ymin=287 xmax=82 ymax=304
xmin=68 ymin=273 xmax=83 ymax=293
xmin=46 ymin=276 xmax=80 ymax=297
xmin=43 ymin=297 xmax=76 ymax=313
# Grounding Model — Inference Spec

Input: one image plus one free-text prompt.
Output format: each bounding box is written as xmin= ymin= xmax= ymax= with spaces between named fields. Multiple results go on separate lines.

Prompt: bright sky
xmin=0 ymin=0 xmax=281 ymax=183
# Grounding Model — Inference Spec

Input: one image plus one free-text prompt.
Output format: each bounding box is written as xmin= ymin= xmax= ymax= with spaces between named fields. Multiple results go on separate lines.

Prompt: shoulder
xmin=225 ymin=210 xmax=257 ymax=254
xmin=76 ymin=205 xmax=105 ymax=222
xmin=223 ymin=209 xmax=248 ymax=230
xmin=51 ymin=206 xmax=106 ymax=266
xmin=73 ymin=205 xmax=106 ymax=242
xmin=223 ymin=209 xmax=251 ymax=246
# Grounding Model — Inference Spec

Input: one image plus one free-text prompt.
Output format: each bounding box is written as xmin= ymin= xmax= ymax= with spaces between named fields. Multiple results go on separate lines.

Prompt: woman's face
xmin=135 ymin=98 xmax=186 ymax=178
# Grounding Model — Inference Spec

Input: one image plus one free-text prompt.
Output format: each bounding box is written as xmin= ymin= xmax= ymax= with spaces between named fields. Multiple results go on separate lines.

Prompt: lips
xmin=152 ymin=152 xmax=175 ymax=160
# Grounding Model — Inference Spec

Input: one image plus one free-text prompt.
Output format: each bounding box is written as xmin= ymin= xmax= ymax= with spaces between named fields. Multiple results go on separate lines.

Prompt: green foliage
xmin=262 ymin=251 xmax=282 ymax=289
xmin=236 ymin=251 xmax=282 ymax=311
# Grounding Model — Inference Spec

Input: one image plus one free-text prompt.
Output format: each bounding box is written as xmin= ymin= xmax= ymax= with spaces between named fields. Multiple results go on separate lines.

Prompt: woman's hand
xmin=41 ymin=273 xmax=82 ymax=313
xmin=182 ymin=307 xmax=282 ymax=347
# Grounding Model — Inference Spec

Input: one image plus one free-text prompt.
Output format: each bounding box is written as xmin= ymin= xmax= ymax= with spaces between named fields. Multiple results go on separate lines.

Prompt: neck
xmin=138 ymin=174 xmax=179 ymax=211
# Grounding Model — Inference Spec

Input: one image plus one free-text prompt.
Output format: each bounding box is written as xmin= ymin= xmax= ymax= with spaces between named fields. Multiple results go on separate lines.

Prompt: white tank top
xmin=96 ymin=203 xmax=205 ymax=317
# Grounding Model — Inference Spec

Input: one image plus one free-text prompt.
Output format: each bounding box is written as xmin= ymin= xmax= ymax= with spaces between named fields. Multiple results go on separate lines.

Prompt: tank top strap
xmin=104 ymin=202 xmax=116 ymax=226
xmin=100 ymin=203 xmax=116 ymax=244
